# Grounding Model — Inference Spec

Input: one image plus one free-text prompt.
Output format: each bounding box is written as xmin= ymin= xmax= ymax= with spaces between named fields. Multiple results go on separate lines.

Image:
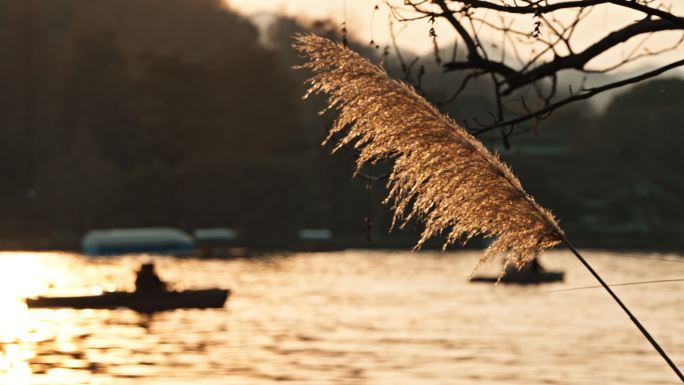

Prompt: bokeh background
xmin=1 ymin=0 xmax=683 ymax=251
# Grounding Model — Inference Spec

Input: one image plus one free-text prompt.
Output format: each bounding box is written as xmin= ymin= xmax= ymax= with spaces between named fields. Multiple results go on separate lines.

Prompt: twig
xmin=471 ymin=58 xmax=684 ymax=135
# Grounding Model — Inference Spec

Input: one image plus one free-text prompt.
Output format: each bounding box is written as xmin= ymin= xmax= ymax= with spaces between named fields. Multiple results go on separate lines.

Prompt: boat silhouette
xmin=26 ymin=288 xmax=230 ymax=313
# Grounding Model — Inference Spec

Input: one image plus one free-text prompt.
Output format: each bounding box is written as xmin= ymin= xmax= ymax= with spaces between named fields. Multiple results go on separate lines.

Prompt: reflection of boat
xmin=470 ymin=270 xmax=564 ymax=284
xmin=26 ymin=289 xmax=230 ymax=313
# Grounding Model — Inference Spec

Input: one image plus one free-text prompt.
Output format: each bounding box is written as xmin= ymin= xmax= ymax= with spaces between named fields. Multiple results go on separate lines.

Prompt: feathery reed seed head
xmin=293 ymin=34 xmax=563 ymax=273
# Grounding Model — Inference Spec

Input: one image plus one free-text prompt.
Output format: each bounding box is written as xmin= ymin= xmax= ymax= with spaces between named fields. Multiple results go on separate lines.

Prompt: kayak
xmin=26 ymin=288 xmax=230 ymax=313
xmin=470 ymin=271 xmax=564 ymax=284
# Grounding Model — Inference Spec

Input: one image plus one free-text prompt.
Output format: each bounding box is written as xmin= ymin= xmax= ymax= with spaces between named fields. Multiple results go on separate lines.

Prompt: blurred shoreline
xmin=1 ymin=232 xmax=682 ymax=253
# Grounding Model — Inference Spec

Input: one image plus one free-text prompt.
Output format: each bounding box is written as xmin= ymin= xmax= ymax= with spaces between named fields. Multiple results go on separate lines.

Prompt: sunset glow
xmin=0 ymin=0 xmax=682 ymax=383
xmin=227 ymin=0 xmax=684 ymax=73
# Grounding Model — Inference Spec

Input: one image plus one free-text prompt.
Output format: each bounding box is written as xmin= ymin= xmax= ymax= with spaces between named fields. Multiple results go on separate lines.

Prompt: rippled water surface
xmin=0 ymin=250 xmax=682 ymax=385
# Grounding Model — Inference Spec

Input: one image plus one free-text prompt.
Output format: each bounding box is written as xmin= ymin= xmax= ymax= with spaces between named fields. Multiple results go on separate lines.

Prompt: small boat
xmin=26 ymin=289 xmax=230 ymax=313
xmin=470 ymin=270 xmax=564 ymax=284
xmin=193 ymin=228 xmax=248 ymax=258
xmin=297 ymin=228 xmax=342 ymax=251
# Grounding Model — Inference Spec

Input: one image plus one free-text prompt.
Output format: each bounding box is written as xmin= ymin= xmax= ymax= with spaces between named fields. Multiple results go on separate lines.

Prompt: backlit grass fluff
xmin=294 ymin=35 xmax=684 ymax=379
xmin=294 ymin=34 xmax=563 ymax=273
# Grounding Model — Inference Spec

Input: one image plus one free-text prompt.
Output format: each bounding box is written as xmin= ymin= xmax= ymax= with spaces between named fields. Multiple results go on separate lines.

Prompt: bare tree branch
xmin=444 ymin=17 xmax=682 ymax=93
xmin=382 ymin=0 xmax=684 ymax=136
xmin=444 ymin=0 xmax=684 ymax=27
xmin=472 ymin=58 xmax=684 ymax=135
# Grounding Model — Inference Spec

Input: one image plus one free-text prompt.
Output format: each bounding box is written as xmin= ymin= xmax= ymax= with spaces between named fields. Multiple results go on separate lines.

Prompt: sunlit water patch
xmin=0 ymin=250 xmax=681 ymax=384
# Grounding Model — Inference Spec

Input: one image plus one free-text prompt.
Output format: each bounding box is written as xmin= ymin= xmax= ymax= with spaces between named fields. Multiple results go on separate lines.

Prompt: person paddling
xmin=135 ymin=263 xmax=167 ymax=293
xmin=528 ymin=256 xmax=544 ymax=274
xmin=504 ymin=256 xmax=545 ymax=276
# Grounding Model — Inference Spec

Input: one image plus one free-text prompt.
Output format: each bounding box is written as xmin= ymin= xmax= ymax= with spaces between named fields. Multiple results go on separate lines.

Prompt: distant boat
xmin=297 ymin=228 xmax=340 ymax=251
xmin=470 ymin=270 xmax=564 ymax=284
xmin=475 ymin=238 xmax=564 ymax=284
xmin=193 ymin=228 xmax=247 ymax=258
xmin=26 ymin=289 xmax=230 ymax=313
xmin=297 ymin=228 xmax=333 ymax=241
xmin=193 ymin=228 xmax=238 ymax=244
xmin=82 ymin=228 xmax=194 ymax=256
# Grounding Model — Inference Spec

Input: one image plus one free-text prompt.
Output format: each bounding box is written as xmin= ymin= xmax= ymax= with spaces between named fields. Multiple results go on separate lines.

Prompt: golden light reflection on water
xmin=0 ymin=253 xmax=45 ymax=385
xmin=0 ymin=250 xmax=681 ymax=385
xmin=0 ymin=252 xmax=128 ymax=385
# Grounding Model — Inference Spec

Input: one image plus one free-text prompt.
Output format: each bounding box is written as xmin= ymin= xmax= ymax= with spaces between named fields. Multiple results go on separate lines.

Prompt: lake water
xmin=0 ymin=249 xmax=682 ymax=385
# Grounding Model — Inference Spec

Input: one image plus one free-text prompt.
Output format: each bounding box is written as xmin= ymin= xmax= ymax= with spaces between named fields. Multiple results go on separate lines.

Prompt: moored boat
xmin=82 ymin=228 xmax=194 ymax=256
xmin=193 ymin=227 xmax=248 ymax=258
xmin=26 ymin=288 xmax=230 ymax=313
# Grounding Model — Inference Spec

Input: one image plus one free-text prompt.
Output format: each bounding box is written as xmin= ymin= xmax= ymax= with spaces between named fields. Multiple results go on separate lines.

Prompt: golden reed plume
xmin=293 ymin=35 xmax=683 ymax=380
xmin=294 ymin=34 xmax=563 ymax=272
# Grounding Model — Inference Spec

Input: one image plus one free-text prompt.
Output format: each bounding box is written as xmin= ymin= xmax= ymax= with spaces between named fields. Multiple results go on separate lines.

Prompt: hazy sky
xmin=227 ymin=0 xmax=684 ymax=76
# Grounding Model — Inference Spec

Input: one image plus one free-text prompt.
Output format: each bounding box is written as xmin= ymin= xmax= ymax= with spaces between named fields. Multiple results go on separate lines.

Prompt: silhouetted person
xmin=528 ymin=257 xmax=544 ymax=274
xmin=135 ymin=263 xmax=167 ymax=293
xmin=505 ymin=256 xmax=544 ymax=276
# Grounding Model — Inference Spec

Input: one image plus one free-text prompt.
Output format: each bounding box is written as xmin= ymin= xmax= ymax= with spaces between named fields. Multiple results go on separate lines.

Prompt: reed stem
xmin=561 ymin=236 xmax=684 ymax=382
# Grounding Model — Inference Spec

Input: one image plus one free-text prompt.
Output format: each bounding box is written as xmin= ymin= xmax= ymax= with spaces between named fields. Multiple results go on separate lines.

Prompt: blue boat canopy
xmin=297 ymin=229 xmax=333 ymax=241
xmin=193 ymin=228 xmax=238 ymax=244
xmin=82 ymin=228 xmax=194 ymax=256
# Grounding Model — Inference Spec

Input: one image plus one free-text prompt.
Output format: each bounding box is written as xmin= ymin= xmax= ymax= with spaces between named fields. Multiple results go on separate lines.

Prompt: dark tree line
xmin=0 ymin=0 xmax=379 ymax=248
xmin=0 ymin=0 xmax=681 ymax=250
